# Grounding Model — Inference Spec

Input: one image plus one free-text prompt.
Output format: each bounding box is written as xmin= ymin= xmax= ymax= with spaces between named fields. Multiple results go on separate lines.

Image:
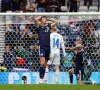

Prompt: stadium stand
xmin=0 ymin=0 xmax=99 ymax=12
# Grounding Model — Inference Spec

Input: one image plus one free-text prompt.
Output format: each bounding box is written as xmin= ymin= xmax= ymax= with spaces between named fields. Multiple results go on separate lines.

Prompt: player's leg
xmin=74 ymin=68 xmax=83 ymax=85
xmin=78 ymin=69 xmax=84 ymax=85
xmin=43 ymin=48 xmax=51 ymax=83
xmin=43 ymin=61 xmax=50 ymax=83
xmin=68 ymin=68 xmax=74 ymax=84
xmin=55 ymin=65 xmax=60 ymax=84
xmin=39 ymin=48 xmax=46 ymax=84
xmin=54 ymin=52 xmax=60 ymax=84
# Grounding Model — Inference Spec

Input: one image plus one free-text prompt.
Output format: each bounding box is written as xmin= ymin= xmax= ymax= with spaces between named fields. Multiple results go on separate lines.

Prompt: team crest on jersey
xmin=40 ymin=53 xmax=43 ymax=56
xmin=46 ymin=26 xmax=49 ymax=30
xmin=45 ymin=26 xmax=49 ymax=32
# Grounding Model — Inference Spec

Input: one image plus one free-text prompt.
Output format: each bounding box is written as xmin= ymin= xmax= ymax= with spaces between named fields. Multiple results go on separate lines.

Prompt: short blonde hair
xmin=76 ymin=44 xmax=83 ymax=48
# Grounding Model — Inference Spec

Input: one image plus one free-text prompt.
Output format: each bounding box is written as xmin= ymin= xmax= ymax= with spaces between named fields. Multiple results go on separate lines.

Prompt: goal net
xmin=0 ymin=13 xmax=100 ymax=84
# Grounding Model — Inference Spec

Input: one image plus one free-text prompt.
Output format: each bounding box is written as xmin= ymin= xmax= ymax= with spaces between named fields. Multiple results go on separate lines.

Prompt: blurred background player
xmin=34 ymin=16 xmax=58 ymax=84
xmin=68 ymin=44 xmax=84 ymax=84
xmin=44 ymin=27 xmax=66 ymax=84
xmin=65 ymin=37 xmax=83 ymax=84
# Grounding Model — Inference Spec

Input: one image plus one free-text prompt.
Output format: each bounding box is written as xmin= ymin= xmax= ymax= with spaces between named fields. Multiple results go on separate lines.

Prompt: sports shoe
xmin=39 ymin=79 xmax=43 ymax=84
xmin=44 ymin=80 xmax=47 ymax=84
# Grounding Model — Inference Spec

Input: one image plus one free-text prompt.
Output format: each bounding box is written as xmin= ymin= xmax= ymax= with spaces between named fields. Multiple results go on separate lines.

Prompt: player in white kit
xmin=44 ymin=27 xmax=66 ymax=84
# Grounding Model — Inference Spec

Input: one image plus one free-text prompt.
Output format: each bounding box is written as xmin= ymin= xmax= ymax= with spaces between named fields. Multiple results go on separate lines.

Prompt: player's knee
xmin=40 ymin=62 xmax=45 ymax=66
xmin=40 ymin=57 xmax=45 ymax=65
xmin=68 ymin=70 xmax=72 ymax=74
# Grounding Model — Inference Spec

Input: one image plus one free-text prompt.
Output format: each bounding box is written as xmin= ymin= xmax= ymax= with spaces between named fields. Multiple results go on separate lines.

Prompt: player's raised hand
xmin=63 ymin=56 xmax=66 ymax=60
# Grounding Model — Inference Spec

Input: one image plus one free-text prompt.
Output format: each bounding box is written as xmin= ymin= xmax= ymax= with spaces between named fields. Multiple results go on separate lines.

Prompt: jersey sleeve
xmin=60 ymin=35 xmax=66 ymax=56
xmin=61 ymin=36 xmax=65 ymax=44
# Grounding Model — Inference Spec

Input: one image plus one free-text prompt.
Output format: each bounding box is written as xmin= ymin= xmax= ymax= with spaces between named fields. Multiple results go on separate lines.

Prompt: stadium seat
xmin=61 ymin=6 xmax=68 ymax=12
xmin=59 ymin=16 xmax=69 ymax=25
xmin=6 ymin=11 xmax=12 ymax=13
xmin=80 ymin=2 xmax=84 ymax=6
xmin=93 ymin=2 xmax=98 ymax=6
xmin=59 ymin=21 xmax=68 ymax=25
xmin=89 ymin=6 xmax=98 ymax=12
xmin=59 ymin=16 xmax=69 ymax=20
xmin=79 ymin=6 xmax=88 ymax=12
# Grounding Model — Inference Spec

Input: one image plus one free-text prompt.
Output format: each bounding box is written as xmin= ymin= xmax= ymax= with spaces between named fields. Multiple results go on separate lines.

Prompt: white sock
xmin=44 ymin=68 xmax=49 ymax=81
xmin=55 ymin=70 xmax=59 ymax=83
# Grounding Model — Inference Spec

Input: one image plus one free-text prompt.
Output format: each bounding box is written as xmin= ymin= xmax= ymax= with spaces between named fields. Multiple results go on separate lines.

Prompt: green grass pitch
xmin=0 ymin=85 xmax=100 ymax=90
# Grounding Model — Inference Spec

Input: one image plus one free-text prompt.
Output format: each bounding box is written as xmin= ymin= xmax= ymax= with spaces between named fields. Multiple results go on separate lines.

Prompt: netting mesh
xmin=0 ymin=15 xmax=100 ymax=82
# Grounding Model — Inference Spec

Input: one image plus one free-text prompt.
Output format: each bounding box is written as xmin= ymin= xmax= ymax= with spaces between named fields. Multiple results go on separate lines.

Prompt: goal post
xmin=0 ymin=12 xmax=100 ymax=84
xmin=0 ymin=12 xmax=100 ymax=16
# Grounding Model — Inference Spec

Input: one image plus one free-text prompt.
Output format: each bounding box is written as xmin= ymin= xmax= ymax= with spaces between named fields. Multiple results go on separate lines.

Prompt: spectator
xmin=68 ymin=0 xmax=80 ymax=12
xmin=20 ymin=0 xmax=27 ymax=10
xmin=12 ymin=0 xmax=21 ymax=11
xmin=5 ymin=24 xmax=15 ymax=33
xmin=24 ymin=0 xmax=37 ymax=12
xmin=1 ymin=0 xmax=13 ymax=12
xmin=16 ymin=44 xmax=32 ymax=66
xmin=3 ymin=45 xmax=16 ymax=71
xmin=0 ymin=63 xmax=7 ymax=72
xmin=82 ymin=19 xmax=94 ymax=45
xmin=93 ymin=19 xmax=100 ymax=44
xmin=98 ymin=0 xmax=100 ymax=11
xmin=35 ymin=0 xmax=47 ymax=12
xmin=68 ymin=17 xmax=80 ymax=45
xmin=13 ymin=25 xmax=21 ymax=47
xmin=5 ymin=24 xmax=15 ymax=48
xmin=84 ymin=0 xmax=92 ymax=6
xmin=48 ymin=0 xmax=61 ymax=12
xmin=21 ymin=27 xmax=33 ymax=49
xmin=11 ymin=10 xmax=23 ymax=23
xmin=58 ymin=0 xmax=66 ymax=6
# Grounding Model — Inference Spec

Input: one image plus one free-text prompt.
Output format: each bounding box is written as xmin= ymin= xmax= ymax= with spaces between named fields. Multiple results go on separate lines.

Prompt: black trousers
xmin=84 ymin=0 xmax=93 ymax=6
xmin=69 ymin=8 xmax=77 ymax=12
xmin=58 ymin=0 xmax=65 ymax=6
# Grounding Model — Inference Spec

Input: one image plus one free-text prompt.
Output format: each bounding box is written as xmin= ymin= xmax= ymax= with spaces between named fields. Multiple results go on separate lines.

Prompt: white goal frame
xmin=0 ymin=12 xmax=100 ymax=16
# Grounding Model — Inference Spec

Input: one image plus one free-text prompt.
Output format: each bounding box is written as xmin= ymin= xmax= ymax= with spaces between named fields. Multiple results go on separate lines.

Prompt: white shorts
xmin=47 ymin=49 xmax=60 ymax=65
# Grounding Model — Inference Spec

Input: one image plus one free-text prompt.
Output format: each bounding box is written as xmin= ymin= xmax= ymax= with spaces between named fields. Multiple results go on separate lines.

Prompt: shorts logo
xmin=40 ymin=53 xmax=43 ymax=56
xmin=50 ymin=57 xmax=52 ymax=60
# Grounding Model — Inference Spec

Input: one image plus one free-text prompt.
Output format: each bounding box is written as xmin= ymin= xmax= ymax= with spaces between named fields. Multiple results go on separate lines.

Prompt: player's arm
xmin=70 ymin=47 xmax=76 ymax=51
xmin=47 ymin=18 xmax=58 ymax=28
xmin=61 ymin=36 xmax=66 ymax=60
xmin=70 ymin=47 xmax=77 ymax=55
xmin=34 ymin=17 xmax=41 ymax=27
xmin=70 ymin=44 xmax=83 ymax=54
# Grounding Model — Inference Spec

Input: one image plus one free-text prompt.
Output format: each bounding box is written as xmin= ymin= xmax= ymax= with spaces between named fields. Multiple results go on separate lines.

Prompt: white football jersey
xmin=50 ymin=32 xmax=64 ymax=50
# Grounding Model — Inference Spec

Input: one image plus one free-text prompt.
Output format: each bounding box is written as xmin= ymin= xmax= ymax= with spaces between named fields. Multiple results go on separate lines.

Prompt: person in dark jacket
xmin=1 ymin=0 xmax=13 ymax=12
xmin=84 ymin=0 xmax=92 ymax=6
xmin=12 ymin=0 xmax=21 ymax=11
xmin=48 ymin=0 xmax=61 ymax=12
xmin=35 ymin=0 xmax=47 ymax=12
xmin=68 ymin=0 xmax=80 ymax=12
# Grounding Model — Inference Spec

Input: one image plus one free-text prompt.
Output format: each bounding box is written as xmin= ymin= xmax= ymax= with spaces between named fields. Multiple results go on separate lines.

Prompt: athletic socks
xmin=39 ymin=65 xmax=45 ymax=81
xmin=44 ymin=68 xmax=49 ymax=83
xmin=55 ymin=70 xmax=59 ymax=84
xmin=70 ymin=74 xmax=73 ymax=84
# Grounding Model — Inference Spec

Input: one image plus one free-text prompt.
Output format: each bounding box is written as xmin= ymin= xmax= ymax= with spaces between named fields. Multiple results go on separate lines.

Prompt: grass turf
xmin=0 ymin=85 xmax=100 ymax=90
